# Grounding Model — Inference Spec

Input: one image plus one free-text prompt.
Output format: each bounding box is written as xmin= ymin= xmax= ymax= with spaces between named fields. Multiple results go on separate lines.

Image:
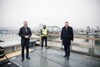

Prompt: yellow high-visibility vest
xmin=41 ymin=28 xmax=48 ymax=37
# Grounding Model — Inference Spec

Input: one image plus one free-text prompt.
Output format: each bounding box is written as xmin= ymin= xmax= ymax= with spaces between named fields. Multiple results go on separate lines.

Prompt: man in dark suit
xmin=19 ymin=21 xmax=32 ymax=61
xmin=61 ymin=21 xmax=74 ymax=60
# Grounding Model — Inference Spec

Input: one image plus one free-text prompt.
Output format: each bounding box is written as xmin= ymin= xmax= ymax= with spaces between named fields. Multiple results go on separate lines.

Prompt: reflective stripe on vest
xmin=41 ymin=28 xmax=48 ymax=36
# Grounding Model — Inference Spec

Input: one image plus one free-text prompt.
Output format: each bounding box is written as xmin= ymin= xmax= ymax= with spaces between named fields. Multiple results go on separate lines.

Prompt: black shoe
xmin=45 ymin=47 xmax=49 ymax=49
xmin=26 ymin=57 xmax=30 ymax=59
xmin=21 ymin=58 xmax=24 ymax=61
xmin=63 ymin=55 xmax=67 ymax=57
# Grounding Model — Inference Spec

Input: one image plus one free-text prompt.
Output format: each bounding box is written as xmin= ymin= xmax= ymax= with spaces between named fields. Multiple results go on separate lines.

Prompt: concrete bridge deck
xmin=10 ymin=47 xmax=100 ymax=67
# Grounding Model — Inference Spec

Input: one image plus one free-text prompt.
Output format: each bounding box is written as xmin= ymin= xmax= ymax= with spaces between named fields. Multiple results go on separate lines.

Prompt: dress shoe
xmin=26 ymin=57 xmax=30 ymax=59
xmin=45 ymin=47 xmax=49 ymax=49
xmin=21 ymin=58 xmax=24 ymax=61
xmin=63 ymin=55 xmax=67 ymax=57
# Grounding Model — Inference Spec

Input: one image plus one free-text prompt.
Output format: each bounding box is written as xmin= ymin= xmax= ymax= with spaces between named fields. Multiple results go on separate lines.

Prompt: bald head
xmin=23 ymin=21 xmax=28 ymax=27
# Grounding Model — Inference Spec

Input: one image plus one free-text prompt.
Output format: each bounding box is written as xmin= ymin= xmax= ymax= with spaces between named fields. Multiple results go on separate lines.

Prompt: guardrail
xmin=0 ymin=40 xmax=37 ymax=54
xmin=31 ymin=34 xmax=100 ymax=57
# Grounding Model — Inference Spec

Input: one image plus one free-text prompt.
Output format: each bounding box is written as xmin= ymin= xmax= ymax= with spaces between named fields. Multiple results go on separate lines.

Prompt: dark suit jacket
xmin=61 ymin=26 xmax=74 ymax=46
xmin=19 ymin=27 xmax=32 ymax=46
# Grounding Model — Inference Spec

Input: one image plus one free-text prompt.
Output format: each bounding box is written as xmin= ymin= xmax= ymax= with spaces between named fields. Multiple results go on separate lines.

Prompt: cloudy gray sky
xmin=0 ymin=0 xmax=100 ymax=29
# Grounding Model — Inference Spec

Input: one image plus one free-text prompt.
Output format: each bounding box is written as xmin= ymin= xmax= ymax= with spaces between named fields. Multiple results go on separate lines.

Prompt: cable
xmin=30 ymin=42 xmax=94 ymax=67
xmin=37 ymin=52 xmax=70 ymax=67
xmin=32 ymin=48 xmax=70 ymax=67
xmin=32 ymin=47 xmax=93 ymax=67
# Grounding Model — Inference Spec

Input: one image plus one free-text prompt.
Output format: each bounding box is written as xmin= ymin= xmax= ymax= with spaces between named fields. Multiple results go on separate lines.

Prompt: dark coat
xmin=19 ymin=27 xmax=32 ymax=46
xmin=61 ymin=26 xmax=74 ymax=46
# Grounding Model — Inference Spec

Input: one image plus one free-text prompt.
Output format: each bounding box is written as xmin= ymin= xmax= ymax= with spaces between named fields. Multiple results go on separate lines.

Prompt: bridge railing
xmin=31 ymin=34 xmax=100 ymax=57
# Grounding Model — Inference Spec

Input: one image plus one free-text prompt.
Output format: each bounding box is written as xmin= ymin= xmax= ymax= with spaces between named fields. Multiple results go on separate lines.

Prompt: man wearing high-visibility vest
xmin=40 ymin=25 xmax=49 ymax=50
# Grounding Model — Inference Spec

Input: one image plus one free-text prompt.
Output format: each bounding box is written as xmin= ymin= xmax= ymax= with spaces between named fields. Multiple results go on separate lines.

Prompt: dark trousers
xmin=21 ymin=40 xmax=29 ymax=58
xmin=41 ymin=37 xmax=47 ymax=47
xmin=64 ymin=45 xmax=70 ymax=57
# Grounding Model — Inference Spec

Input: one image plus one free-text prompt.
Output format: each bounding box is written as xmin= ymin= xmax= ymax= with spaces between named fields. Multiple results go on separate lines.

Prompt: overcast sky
xmin=0 ymin=0 xmax=100 ymax=29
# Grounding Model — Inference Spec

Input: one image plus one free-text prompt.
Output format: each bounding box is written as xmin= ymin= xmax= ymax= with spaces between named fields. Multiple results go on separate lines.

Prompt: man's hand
xmin=25 ymin=35 xmax=29 ymax=38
